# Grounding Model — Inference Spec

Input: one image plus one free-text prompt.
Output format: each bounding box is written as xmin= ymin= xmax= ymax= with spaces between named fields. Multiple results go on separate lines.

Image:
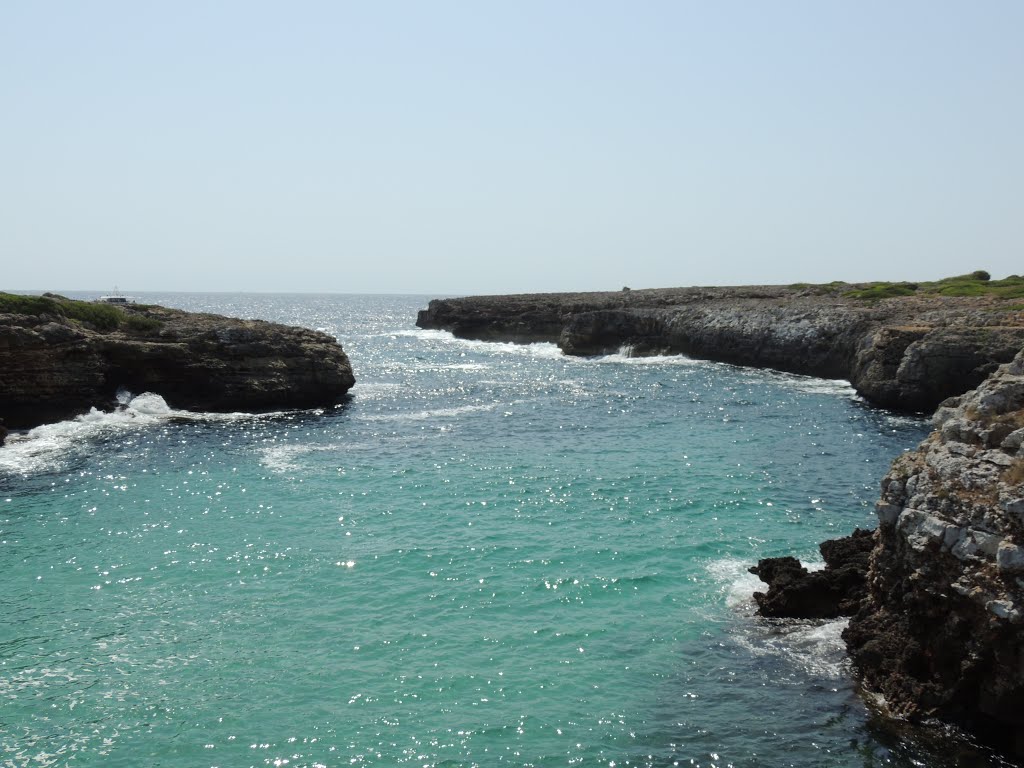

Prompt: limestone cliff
xmin=417 ymin=286 xmax=1024 ymax=411
xmin=0 ymin=298 xmax=355 ymax=436
xmin=843 ymin=348 xmax=1024 ymax=758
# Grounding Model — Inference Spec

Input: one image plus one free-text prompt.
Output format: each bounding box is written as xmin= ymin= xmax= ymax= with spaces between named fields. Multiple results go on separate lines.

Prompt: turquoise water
xmin=0 ymin=294 xmax=1007 ymax=767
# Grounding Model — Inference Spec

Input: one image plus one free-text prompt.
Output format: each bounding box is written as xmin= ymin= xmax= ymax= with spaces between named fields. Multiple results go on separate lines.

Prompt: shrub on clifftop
xmin=0 ymin=292 xmax=161 ymax=332
xmin=844 ymin=272 xmax=1024 ymax=300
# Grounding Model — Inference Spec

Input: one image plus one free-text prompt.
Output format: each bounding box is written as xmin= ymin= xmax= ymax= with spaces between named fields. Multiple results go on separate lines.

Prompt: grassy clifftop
xmin=0 ymin=292 xmax=162 ymax=333
xmin=799 ymin=271 xmax=1024 ymax=301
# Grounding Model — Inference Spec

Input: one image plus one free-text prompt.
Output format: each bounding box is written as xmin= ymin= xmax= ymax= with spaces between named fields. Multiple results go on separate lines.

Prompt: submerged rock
xmin=0 ymin=297 xmax=356 ymax=431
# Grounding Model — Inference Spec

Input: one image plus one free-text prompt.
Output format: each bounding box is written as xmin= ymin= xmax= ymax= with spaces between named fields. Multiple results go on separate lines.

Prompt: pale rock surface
xmin=844 ymin=347 xmax=1024 ymax=759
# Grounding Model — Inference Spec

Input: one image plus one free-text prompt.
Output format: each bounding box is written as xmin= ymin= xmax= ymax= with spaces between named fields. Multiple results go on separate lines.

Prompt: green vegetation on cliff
xmin=789 ymin=272 xmax=1024 ymax=301
xmin=0 ymin=292 xmax=162 ymax=332
xmin=844 ymin=272 xmax=1024 ymax=300
xmin=844 ymin=282 xmax=919 ymax=299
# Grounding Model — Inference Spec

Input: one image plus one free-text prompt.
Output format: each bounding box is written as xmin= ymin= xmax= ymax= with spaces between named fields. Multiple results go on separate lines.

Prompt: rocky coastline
xmin=0 ymin=295 xmax=355 ymax=442
xmin=417 ymin=284 xmax=1024 ymax=412
xmin=752 ymin=348 xmax=1024 ymax=760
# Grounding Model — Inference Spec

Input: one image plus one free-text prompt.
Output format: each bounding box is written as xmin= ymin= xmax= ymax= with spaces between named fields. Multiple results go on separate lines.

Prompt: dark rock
xmin=560 ymin=310 xmax=668 ymax=356
xmin=750 ymin=528 xmax=874 ymax=619
xmin=0 ymin=302 xmax=356 ymax=430
xmin=851 ymin=326 xmax=1024 ymax=411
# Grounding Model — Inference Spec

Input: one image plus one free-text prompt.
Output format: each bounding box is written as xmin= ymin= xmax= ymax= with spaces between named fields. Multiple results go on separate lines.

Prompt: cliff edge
xmin=0 ymin=293 xmax=355 ymax=438
xmin=750 ymin=349 xmax=1024 ymax=758
xmin=843 ymin=347 xmax=1024 ymax=758
xmin=417 ymin=280 xmax=1024 ymax=411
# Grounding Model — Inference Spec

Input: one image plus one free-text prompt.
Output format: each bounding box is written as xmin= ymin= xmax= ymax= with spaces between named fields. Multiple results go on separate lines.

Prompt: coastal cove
xmin=0 ymin=293 xmax=1017 ymax=767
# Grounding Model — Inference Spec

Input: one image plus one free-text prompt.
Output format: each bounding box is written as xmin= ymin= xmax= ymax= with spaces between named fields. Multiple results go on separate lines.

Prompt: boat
xmin=97 ymin=287 xmax=134 ymax=304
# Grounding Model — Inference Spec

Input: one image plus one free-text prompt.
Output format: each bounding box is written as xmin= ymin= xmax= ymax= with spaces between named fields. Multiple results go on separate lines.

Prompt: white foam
xmin=0 ymin=395 xmax=169 ymax=475
xmin=389 ymin=329 xmax=454 ymax=341
xmin=394 ymin=330 xmax=565 ymax=360
xmin=705 ymin=555 xmax=824 ymax=609
xmin=782 ymin=376 xmax=858 ymax=398
xmin=0 ymin=393 xmax=287 ymax=476
xmin=0 ymin=666 xmax=98 ymax=764
xmin=358 ymin=402 xmax=498 ymax=423
xmin=704 ymin=557 xmax=850 ymax=680
xmin=118 ymin=391 xmax=174 ymax=417
xmin=737 ymin=617 xmax=851 ymax=680
xmin=259 ymin=441 xmax=364 ymax=473
xmin=593 ymin=351 xmax=704 ymax=367
xmin=459 ymin=339 xmax=564 ymax=359
xmin=706 ymin=557 xmax=767 ymax=609
xmin=349 ymin=382 xmax=405 ymax=400
xmin=882 ymin=412 xmax=930 ymax=429
xmin=260 ymin=444 xmax=307 ymax=473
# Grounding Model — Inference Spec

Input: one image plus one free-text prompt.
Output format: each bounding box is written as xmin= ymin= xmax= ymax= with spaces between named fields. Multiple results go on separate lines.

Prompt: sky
xmin=2 ymin=2 xmax=1021 ymax=295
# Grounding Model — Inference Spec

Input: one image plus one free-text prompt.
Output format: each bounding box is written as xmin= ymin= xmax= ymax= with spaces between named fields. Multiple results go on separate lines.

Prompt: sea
xmin=0 ymin=293 xmax=1013 ymax=768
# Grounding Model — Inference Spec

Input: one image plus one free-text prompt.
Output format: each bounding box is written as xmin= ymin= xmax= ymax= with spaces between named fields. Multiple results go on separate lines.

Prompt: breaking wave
xmin=0 ymin=392 xmax=284 ymax=477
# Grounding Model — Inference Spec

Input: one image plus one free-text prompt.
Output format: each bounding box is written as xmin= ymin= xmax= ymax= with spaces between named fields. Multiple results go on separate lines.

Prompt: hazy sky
xmin=2 ymin=2 xmax=1021 ymax=295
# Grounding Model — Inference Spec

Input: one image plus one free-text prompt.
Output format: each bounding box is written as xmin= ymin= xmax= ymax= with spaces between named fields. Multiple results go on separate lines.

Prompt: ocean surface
xmin=0 ymin=293 xmax=1012 ymax=767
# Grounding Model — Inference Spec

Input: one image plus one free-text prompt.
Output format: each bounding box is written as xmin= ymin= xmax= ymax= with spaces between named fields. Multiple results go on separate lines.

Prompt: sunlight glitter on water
xmin=3 ymin=294 xmax=981 ymax=768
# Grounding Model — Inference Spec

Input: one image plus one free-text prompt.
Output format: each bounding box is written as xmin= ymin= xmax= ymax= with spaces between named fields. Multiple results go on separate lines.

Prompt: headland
xmin=0 ymin=292 xmax=355 ymax=441
xmin=417 ymin=274 xmax=1024 ymax=412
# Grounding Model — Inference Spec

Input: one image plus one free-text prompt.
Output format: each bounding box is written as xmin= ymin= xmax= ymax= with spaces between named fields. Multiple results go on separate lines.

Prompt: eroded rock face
xmin=0 ymin=303 xmax=356 ymax=432
xmin=844 ymin=348 xmax=1024 ymax=758
xmin=851 ymin=326 xmax=1024 ymax=412
xmin=417 ymin=287 xmax=1024 ymax=411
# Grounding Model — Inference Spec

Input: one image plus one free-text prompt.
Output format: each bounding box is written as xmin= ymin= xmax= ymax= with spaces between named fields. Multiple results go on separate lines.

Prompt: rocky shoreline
xmin=0 ymin=295 xmax=355 ymax=442
xmin=417 ymin=285 xmax=1024 ymax=412
xmin=752 ymin=348 xmax=1024 ymax=760
xmin=418 ymin=283 xmax=1024 ymax=759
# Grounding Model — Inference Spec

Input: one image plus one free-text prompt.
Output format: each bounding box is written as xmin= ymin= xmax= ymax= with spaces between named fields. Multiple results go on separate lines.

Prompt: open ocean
xmin=0 ymin=293 xmax=1012 ymax=767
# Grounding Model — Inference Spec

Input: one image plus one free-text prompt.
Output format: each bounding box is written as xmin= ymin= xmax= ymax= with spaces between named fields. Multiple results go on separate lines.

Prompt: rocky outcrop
xmin=749 ymin=528 xmax=875 ymax=619
xmin=842 ymin=348 xmax=1024 ymax=758
xmin=850 ymin=325 xmax=1024 ymax=411
xmin=417 ymin=287 xmax=1024 ymax=411
xmin=0 ymin=300 xmax=355 ymax=436
xmin=747 ymin=349 xmax=1024 ymax=757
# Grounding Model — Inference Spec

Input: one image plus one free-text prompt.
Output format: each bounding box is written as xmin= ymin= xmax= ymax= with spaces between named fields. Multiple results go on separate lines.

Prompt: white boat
xmin=97 ymin=288 xmax=134 ymax=304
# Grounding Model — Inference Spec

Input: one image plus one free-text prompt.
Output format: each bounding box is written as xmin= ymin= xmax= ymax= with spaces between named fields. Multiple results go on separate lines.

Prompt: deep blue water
xmin=0 ymin=293 xmax=1010 ymax=767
